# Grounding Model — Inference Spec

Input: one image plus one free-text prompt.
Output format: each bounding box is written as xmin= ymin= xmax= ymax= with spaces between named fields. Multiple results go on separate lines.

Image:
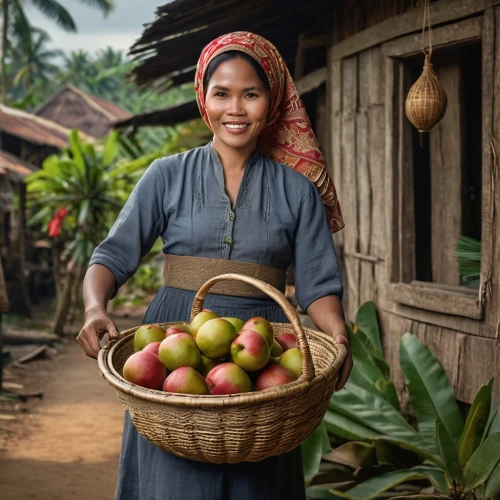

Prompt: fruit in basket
xmin=196 ymin=355 xmax=221 ymax=377
xmin=123 ymin=351 xmax=167 ymax=390
xmin=274 ymin=333 xmax=297 ymax=352
xmin=230 ymin=330 xmax=270 ymax=371
xmin=206 ymin=363 xmax=252 ymax=395
xmin=189 ymin=310 xmax=219 ymax=339
xmin=133 ymin=324 xmax=166 ymax=351
xmin=163 ymin=367 xmax=210 ymax=395
xmin=241 ymin=317 xmax=274 ymax=347
xmin=270 ymin=339 xmax=283 ymax=357
xmin=255 ymin=364 xmax=297 ymax=391
xmin=158 ymin=333 xmax=201 ymax=371
xmin=166 ymin=324 xmax=190 ymax=337
xmin=142 ymin=341 xmax=161 ymax=356
xmin=196 ymin=319 xmax=237 ymax=359
xmin=279 ymin=348 xmax=302 ymax=378
xmin=221 ymin=317 xmax=244 ymax=332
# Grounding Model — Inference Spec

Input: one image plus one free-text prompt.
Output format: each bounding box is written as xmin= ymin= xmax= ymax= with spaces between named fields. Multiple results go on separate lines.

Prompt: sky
xmin=25 ymin=0 xmax=166 ymax=57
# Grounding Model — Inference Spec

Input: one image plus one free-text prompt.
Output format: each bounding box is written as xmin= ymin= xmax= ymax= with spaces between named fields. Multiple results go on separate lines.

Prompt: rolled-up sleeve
xmin=88 ymin=158 xmax=167 ymax=298
xmin=293 ymin=181 xmax=343 ymax=311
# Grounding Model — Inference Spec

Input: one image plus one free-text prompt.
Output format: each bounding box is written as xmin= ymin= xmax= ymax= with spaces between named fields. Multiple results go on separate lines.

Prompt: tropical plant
xmin=302 ymin=302 xmax=500 ymax=500
xmin=455 ymin=236 xmax=481 ymax=288
xmin=0 ymin=0 xmax=114 ymax=103
xmin=25 ymin=129 xmax=148 ymax=334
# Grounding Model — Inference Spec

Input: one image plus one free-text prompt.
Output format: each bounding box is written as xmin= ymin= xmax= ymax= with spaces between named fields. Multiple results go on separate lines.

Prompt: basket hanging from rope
xmin=405 ymin=0 xmax=447 ymax=133
xmin=405 ymin=52 xmax=447 ymax=132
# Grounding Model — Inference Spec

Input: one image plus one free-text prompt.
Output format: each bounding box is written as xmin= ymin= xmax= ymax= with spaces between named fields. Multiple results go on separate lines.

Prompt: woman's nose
xmin=226 ymin=97 xmax=245 ymax=115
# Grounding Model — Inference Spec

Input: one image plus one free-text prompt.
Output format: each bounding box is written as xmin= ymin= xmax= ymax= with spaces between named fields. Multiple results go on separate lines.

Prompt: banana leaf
xmin=303 ymin=421 xmax=330 ymax=486
xmin=484 ymin=409 xmax=500 ymax=439
xmin=399 ymin=333 xmax=463 ymax=455
xmin=306 ymin=484 xmax=350 ymax=499
xmin=436 ymin=419 xmax=462 ymax=481
xmin=323 ymin=410 xmax=380 ymax=441
xmin=484 ymin=459 xmax=500 ymax=497
xmin=373 ymin=440 xmax=420 ymax=469
xmin=374 ymin=379 xmax=401 ymax=411
xmin=329 ymin=382 xmax=426 ymax=449
xmin=322 ymin=442 xmax=376 ymax=469
xmin=463 ymin=432 xmax=500 ymax=492
xmin=330 ymin=466 xmax=449 ymax=499
xmin=103 ymin=130 xmax=120 ymax=166
xmin=354 ymin=301 xmax=383 ymax=359
xmin=458 ymin=379 xmax=493 ymax=468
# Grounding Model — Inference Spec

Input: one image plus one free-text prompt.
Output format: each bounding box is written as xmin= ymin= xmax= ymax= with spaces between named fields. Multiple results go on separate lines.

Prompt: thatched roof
xmin=0 ymin=151 xmax=37 ymax=183
xmin=129 ymin=0 xmax=333 ymax=91
xmin=35 ymin=84 xmax=131 ymax=138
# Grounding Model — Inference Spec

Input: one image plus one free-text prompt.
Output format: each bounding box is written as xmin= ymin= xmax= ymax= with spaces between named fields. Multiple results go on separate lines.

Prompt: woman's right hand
xmin=76 ymin=307 xmax=119 ymax=359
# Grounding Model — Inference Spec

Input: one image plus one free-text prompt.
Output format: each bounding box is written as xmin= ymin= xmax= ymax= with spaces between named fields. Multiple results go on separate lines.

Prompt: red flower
xmin=48 ymin=207 xmax=69 ymax=238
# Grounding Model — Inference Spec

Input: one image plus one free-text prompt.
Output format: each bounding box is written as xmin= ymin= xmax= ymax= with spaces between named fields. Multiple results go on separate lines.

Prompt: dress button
xmin=225 ymin=237 xmax=233 ymax=245
xmin=229 ymin=211 xmax=235 ymax=221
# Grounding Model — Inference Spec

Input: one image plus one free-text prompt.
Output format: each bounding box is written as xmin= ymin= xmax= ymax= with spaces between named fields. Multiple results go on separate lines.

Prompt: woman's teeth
xmin=224 ymin=124 xmax=249 ymax=129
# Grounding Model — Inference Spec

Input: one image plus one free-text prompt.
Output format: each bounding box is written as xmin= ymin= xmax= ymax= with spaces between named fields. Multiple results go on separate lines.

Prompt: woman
xmin=77 ymin=32 xmax=352 ymax=500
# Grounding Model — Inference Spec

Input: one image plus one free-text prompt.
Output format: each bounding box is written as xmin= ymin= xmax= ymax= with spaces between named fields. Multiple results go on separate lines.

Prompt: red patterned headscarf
xmin=195 ymin=32 xmax=344 ymax=233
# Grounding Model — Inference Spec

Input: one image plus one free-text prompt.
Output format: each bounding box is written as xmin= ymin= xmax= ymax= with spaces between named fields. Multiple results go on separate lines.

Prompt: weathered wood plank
xmin=330 ymin=0 xmax=500 ymax=61
xmin=358 ymin=50 xmax=373 ymax=307
xmin=382 ymin=300 xmax=496 ymax=340
xmin=296 ymin=67 xmax=327 ymax=96
xmin=368 ymin=46 xmax=385 ymax=106
xmin=380 ymin=310 xmax=500 ymax=405
xmin=387 ymin=283 xmax=483 ymax=319
xmin=342 ymin=55 xmax=359 ymax=321
xmin=385 ymin=57 xmax=400 ymax=284
xmin=484 ymin=7 xmax=500 ymax=333
xmin=429 ymin=62 xmax=463 ymax=286
xmin=382 ymin=16 xmax=483 ymax=58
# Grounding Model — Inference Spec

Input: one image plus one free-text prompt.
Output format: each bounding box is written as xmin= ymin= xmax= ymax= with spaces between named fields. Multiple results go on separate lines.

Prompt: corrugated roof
xmin=0 ymin=104 xmax=94 ymax=148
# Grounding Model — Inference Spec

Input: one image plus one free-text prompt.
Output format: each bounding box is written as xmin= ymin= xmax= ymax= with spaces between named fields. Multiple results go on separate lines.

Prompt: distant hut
xmin=35 ymin=84 xmax=131 ymax=138
xmin=119 ymin=0 xmax=500 ymax=405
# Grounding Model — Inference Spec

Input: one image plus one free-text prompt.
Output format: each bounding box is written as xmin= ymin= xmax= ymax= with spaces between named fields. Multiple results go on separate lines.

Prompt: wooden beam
xmin=330 ymin=0 xmax=500 ymax=61
xmin=294 ymin=33 xmax=306 ymax=80
xmin=387 ymin=283 xmax=483 ymax=320
xmin=296 ymin=67 xmax=327 ymax=95
xmin=303 ymin=34 xmax=330 ymax=49
xmin=382 ymin=16 xmax=483 ymax=58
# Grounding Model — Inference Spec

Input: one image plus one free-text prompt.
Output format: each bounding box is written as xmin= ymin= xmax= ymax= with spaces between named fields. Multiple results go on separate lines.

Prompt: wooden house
xmin=121 ymin=0 xmax=500 ymax=404
xmin=35 ymin=84 xmax=131 ymax=139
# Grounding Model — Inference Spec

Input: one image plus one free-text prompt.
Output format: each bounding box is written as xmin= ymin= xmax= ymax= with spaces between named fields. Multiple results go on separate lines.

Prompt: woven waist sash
xmin=162 ymin=254 xmax=286 ymax=299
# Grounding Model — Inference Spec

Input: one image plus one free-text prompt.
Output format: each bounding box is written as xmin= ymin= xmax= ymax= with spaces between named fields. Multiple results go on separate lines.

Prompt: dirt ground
xmin=0 ymin=310 xmax=144 ymax=500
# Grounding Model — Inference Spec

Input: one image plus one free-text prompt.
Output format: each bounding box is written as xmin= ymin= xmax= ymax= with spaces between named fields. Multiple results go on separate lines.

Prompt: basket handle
xmin=190 ymin=273 xmax=316 ymax=381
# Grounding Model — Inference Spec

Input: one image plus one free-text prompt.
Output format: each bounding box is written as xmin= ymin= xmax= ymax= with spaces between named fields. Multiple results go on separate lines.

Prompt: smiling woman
xmin=77 ymin=31 xmax=350 ymax=500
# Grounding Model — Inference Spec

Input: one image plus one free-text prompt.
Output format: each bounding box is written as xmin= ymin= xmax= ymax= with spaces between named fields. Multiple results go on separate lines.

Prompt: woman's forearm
xmin=83 ymin=264 xmax=117 ymax=317
xmin=306 ymin=295 xmax=346 ymax=337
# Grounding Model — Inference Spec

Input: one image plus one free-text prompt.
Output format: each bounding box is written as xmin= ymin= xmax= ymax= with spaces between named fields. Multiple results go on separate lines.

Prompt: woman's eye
xmin=214 ymin=91 xmax=226 ymax=97
xmin=246 ymin=93 xmax=258 ymax=98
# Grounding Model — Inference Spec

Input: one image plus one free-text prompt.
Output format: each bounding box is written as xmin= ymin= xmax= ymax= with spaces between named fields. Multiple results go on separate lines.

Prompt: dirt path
xmin=0 ymin=340 xmax=125 ymax=500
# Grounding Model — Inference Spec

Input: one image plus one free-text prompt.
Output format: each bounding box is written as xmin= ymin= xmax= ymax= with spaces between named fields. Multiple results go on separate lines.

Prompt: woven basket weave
xmin=98 ymin=273 xmax=347 ymax=464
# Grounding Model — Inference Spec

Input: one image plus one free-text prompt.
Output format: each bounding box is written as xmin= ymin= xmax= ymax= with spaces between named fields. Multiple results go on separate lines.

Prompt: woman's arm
xmin=76 ymin=264 xmax=120 ymax=359
xmin=306 ymin=294 xmax=352 ymax=391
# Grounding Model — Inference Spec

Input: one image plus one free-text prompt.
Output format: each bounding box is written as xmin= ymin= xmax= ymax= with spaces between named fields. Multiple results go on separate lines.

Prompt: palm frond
xmin=29 ymin=0 xmax=77 ymax=32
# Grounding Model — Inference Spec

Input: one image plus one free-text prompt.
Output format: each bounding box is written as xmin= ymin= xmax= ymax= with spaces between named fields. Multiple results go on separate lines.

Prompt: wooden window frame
xmin=383 ymin=14 xmax=493 ymax=321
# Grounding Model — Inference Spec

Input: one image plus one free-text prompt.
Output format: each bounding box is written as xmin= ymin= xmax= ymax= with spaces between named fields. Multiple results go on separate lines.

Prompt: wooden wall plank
xmin=382 ymin=16 xmax=483 ymax=58
xmin=429 ymin=62 xmax=464 ymax=286
xmin=358 ymin=50 xmax=374 ymax=307
xmin=341 ymin=55 xmax=359 ymax=321
xmin=330 ymin=0 xmax=500 ymax=61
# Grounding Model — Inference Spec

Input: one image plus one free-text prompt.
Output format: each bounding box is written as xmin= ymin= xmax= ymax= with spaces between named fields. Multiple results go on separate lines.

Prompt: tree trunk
xmin=53 ymin=258 xmax=77 ymax=336
xmin=66 ymin=260 xmax=86 ymax=332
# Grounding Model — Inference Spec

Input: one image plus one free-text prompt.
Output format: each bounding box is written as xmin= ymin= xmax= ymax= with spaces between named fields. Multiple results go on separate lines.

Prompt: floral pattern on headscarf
xmin=195 ymin=31 xmax=344 ymax=233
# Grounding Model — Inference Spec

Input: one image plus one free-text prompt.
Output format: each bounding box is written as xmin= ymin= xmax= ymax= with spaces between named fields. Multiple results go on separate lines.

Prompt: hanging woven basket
xmin=405 ymin=53 xmax=447 ymax=132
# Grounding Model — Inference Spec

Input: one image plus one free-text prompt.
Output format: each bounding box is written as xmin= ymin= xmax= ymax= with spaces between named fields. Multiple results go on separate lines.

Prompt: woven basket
xmin=98 ymin=273 xmax=347 ymax=464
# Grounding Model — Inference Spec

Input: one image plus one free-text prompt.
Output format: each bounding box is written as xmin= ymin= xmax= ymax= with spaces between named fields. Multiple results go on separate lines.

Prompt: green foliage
xmin=455 ymin=236 xmax=481 ymax=287
xmin=302 ymin=301 xmax=499 ymax=500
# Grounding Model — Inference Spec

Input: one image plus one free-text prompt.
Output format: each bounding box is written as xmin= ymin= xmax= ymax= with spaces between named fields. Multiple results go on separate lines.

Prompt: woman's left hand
xmin=334 ymin=333 xmax=352 ymax=391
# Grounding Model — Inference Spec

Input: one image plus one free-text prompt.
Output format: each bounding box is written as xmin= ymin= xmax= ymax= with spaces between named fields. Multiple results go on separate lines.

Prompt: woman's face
xmin=205 ymin=57 xmax=270 ymax=151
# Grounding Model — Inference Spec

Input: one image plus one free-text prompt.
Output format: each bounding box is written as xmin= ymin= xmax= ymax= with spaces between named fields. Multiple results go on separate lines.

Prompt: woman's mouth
xmin=223 ymin=123 xmax=250 ymax=134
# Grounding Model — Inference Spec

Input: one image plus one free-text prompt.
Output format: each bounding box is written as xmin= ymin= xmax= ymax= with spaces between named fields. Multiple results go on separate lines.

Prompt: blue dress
xmin=90 ymin=143 xmax=343 ymax=500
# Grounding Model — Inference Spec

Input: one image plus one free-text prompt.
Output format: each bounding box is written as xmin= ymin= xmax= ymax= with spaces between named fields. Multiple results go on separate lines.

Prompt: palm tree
xmin=0 ymin=0 xmax=115 ymax=103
